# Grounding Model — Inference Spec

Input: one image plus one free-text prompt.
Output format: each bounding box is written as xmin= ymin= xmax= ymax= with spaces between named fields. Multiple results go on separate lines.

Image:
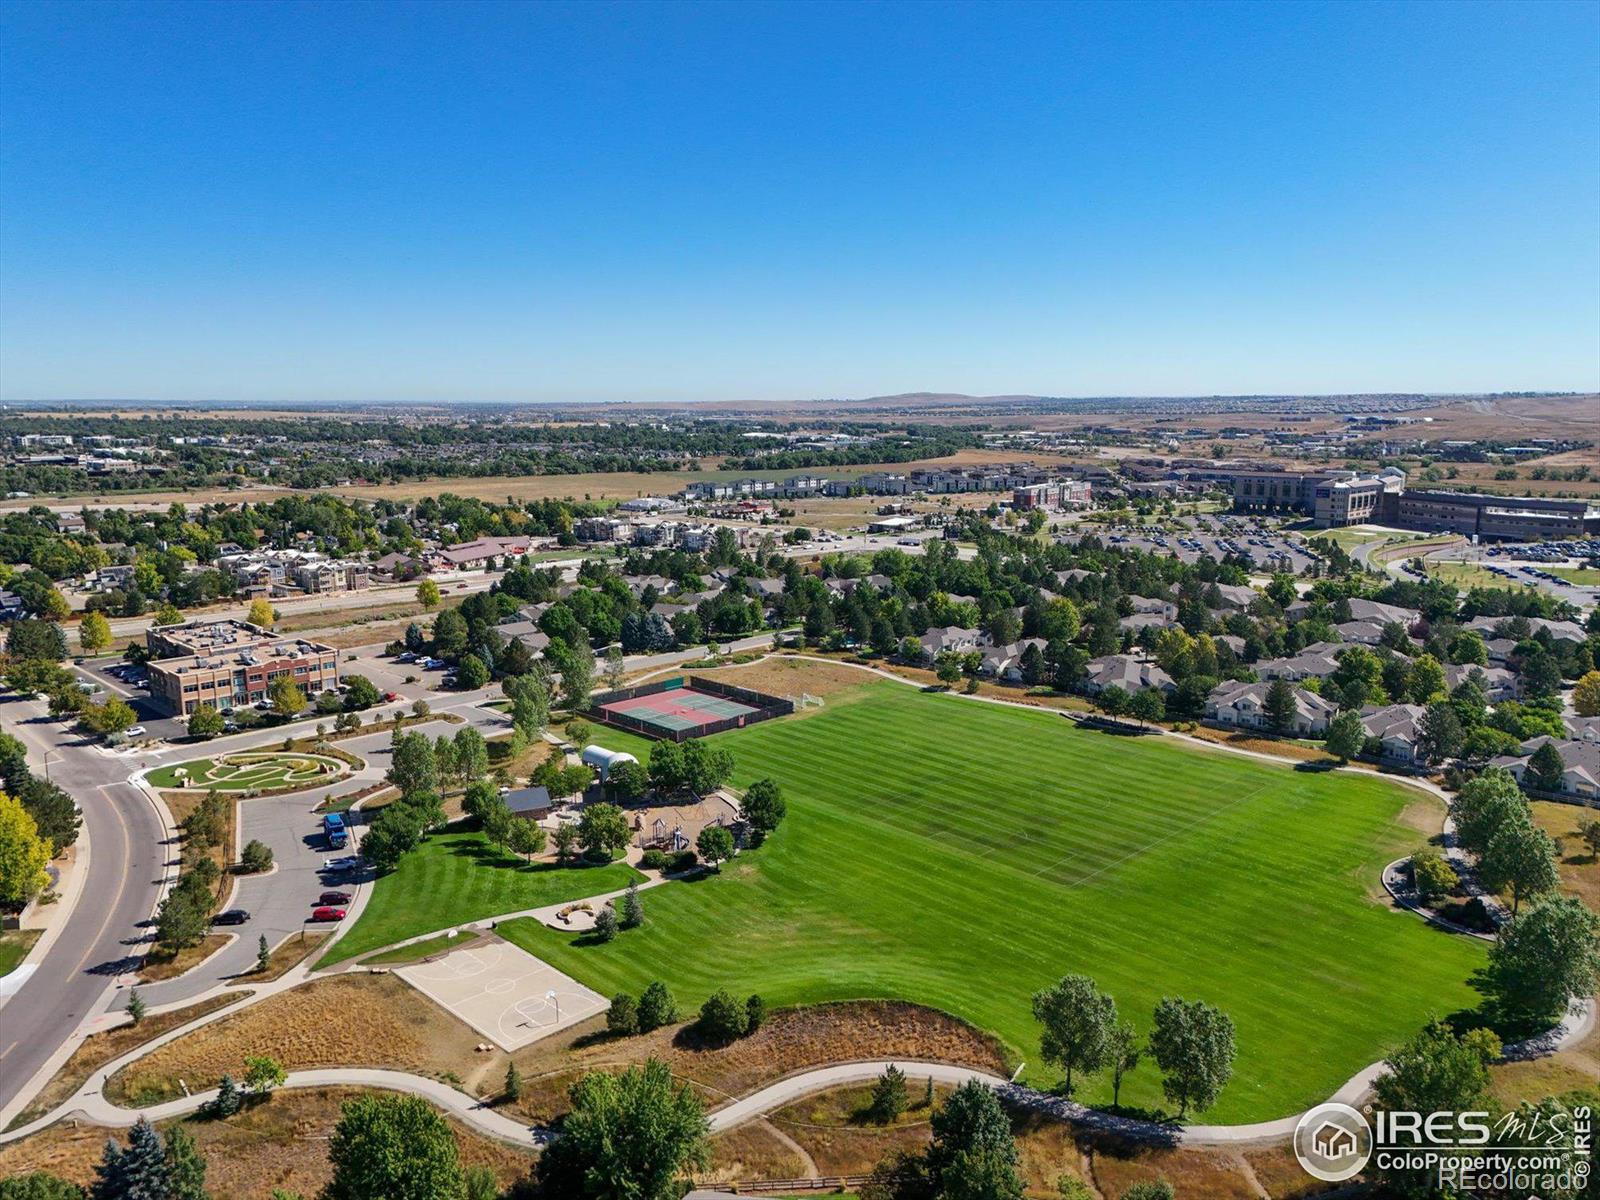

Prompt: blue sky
xmin=2 ymin=0 xmax=1597 ymax=403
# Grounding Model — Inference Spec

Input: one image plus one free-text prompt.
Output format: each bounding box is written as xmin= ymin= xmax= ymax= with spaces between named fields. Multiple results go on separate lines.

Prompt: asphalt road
xmin=0 ymin=699 xmax=171 ymax=1118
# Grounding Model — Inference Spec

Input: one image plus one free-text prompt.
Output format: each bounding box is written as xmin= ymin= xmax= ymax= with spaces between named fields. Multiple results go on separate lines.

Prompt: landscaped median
xmin=315 ymin=829 xmax=644 ymax=967
xmin=146 ymin=751 xmax=348 ymax=794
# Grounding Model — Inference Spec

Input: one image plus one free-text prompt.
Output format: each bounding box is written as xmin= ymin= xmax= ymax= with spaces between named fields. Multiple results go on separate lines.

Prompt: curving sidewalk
xmin=9 ymin=994 xmax=1594 ymax=1153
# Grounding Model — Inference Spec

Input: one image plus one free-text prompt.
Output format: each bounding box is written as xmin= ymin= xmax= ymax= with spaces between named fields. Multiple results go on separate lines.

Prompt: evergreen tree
xmin=210 ymin=1074 xmax=242 ymax=1118
xmin=504 ymin=1061 xmax=522 ymax=1103
xmin=619 ymin=882 xmax=644 ymax=929
xmin=91 ymin=1119 xmax=168 ymax=1200
xmin=163 ymin=1126 xmax=207 ymax=1200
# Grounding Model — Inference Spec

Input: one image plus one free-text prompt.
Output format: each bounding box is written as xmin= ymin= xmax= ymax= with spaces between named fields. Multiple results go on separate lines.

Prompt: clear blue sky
xmin=2 ymin=0 xmax=1597 ymax=403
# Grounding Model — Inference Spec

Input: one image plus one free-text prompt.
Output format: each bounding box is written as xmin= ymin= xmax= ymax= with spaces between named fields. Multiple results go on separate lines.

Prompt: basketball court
xmin=395 ymin=937 xmax=608 ymax=1050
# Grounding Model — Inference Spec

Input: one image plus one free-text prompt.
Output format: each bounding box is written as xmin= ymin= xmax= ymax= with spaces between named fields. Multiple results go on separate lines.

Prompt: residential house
xmin=1083 ymin=655 xmax=1175 ymax=695
xmin=1205 ymin=680 xmax=1338 ymax=735
xmin=1493 ymin=737 xmax=1600 ymax=801
xmin=918 ymin=626 xmax=983 ymax=661
xmin=1359 ymin=703 xmax=1427 ymax=765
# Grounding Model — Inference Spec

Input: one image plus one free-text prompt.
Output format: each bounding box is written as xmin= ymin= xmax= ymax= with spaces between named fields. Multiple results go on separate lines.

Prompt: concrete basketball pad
xmin=395 ymin=938 xmax=608 ymax=1051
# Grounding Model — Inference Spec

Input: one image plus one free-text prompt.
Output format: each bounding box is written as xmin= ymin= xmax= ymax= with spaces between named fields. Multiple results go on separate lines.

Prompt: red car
xmin=318 ymin=891 xmax=351 ymax=905
xmin=310 ymin=906 xmax=347 ymax=923
xmin=383 ymin=691 xmax=400 ymax=702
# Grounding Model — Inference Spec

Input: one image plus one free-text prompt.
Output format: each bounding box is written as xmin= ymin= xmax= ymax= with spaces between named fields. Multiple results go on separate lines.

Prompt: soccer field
xmin=501 ymin=681 xmax=1485 ymax=1124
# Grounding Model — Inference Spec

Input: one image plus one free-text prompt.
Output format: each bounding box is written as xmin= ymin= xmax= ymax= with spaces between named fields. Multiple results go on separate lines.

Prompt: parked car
xmin=383 ymin=691 xmax=400 ymax=702
xmin=125 ymin=725 xmax=147 ymax=737
xmin=310 ymin=906 xmax=347 ymax=922
xmin=325 ymin=855 xmax=362 ymax=871
xmin=212 ymin=909 xmax=250 ymax=926
xmin=318 ymin=890 xmax=352 ymax=905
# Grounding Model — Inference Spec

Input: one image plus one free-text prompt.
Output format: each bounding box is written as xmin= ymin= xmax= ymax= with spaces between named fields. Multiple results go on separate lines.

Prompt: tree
xmin=1108 ymin=1021 xmax=1141 ymax=1109
xmin=245 ymin=1054 xmax=287 ymax=1095
xmin=1264 ymin=677 xmax=1298 ymax=735
xmin=1574 ymin=670 xmax=1600 ymax=718
xmin=697 ymin=988 xmax=750 ymax=1043
xmin=1526 ymin=740 xmax=1566 ymax=793
xmin=504 ymin=1061 xmax=522 ymax=1103
xmin=0 ymin=791 xmax=52 ymax=909
xmin=578 ymin=802 xmax=630 ymax=859
xmin=81 ymin=697 xmax=137 ymax=740
xmin=1149 ymin=997 xmax=1236 ymax=1117
xmin=256 ymin=934 xmax=271 ymax=972
xmin=17 ymin=779 xmax=79 ymax=854
xmin=1480 ymin=819 xmax=1559 ymax=915
xmin=605 ymin=646 xmax=626 ymax=691
xmin=648 ymin=741 xmax=684 ymax=793
xmin=638 ymin=981 xmax=678 ymax=1031
xmin=240 ymin=839 xmax=273 ymax=872
xmin=935 ymin=653 xmax=963 ymax=687
xmin=619 ymin=881 xmax=644 ymax=928
xmin=1032 ymin=974 xmax=1116 ymax=1095
xmin=79 ymin=610 xmax=112 ymax=657
xmin=387 ymin=731 xmax=439 ymax=798
xmin=560 ymin=645 xmax=593 ymax=711
xmin=1581 ymin=816 xmax=1600 ymax=861
xmin=322 ymin=1093 xmax=466 ymax=1200
xmin=532 ymin=1059 xmax=709 ymax=1200
xmin=343 ymin=675 xmax=380 ymax=711
xmin=1128 ymin=688 xmax=1164 ymax=727
xmin=553 ymin=822 xmax=579 ymax=864
xmin=1407 ymin=653 xmax=1447 ymax=704
xmin=869 ymin=1064 xmax=908 ymax=1124
xmin=505 ymin=818 xmax=546 ymax=861
xmin=592 ymin=906 xmax=618 ymax=941
xmin=1324 ymin=709 xmax=1364 ymax=763
xmin=430 ymin=609 xmax=468 ymax=660
xmin=1119 ymin=1185 xmax=1175 ymax=1200
xmin=0 ymin=1172 xmax=86 ymax=1200
xmin=697 ymin=824 xmax=735 ymax=869
xmin=740 ymin=778 xmax=786 ymax=844
xmin=745 ymin=993 xmax=766 ymax=1033
xmin=162 ymin=1125 xmax=207 ymax=1200
xmin=1370 ymin=1021 xmax=1499 ymax=1195
xmin=186 ymin=704 xmax=224 ymax=740
xmin=210 ymin=1073 xmax=242 ymax=1118
xmin=416 ymin=579 xmax=441 ymax=610
xmin=125 ymin=989 xmax=146 ymax=1026
xmin=680 ymin=738 xmax=735 ymax=794
xmin=1416 ymin=701 xmax=1464 ymax=765
xmin=607 ymin=759 xmax=650 ymax=803
xmin=1409 ymin=849 xmax=1458 ymax=903
xmin=6 ymin=619 xmax=66 ymax=663
xmin=1485 ymin=894 xmax=1600 ymax=1023
xmin=247 ymin=598 xmax=276 ymax=629
xmin=451 ymin=727 xmax=489 ymax=782
xmin=455 ymin=653 xmax=489 ymax=690
xmin=269 ymin=676 xmax=306 ymax=718
xmin=91 ymin=1118 xmax=169 ymax=1200
xmin=1097 ymin=684 xmax=1129 ymax=725
xmin=608 ymin=992 xmax=640 ymax=1036
xmin=924 ymin=1080 xmax=1024 ymax=1200
xmin=1452 ymin=767 xmax=1529 ymax=854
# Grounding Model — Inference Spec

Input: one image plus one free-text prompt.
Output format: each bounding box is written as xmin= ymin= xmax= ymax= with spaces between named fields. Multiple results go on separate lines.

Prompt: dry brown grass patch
xmin=0 ymin=1086 xmax=532 ymax=1199
xmin=6 ymin=992 xmax=248 ymax=1131
xmin=1087 ymin=1135 xmax=1261 ymax=1200
xmin=705 ymin=1120 xmax=809 ymax=1184
xmin=766 ymin=1082 xmax=952 ymax=1178
xmin=108 ymin=973 xmax=482 ymax=1106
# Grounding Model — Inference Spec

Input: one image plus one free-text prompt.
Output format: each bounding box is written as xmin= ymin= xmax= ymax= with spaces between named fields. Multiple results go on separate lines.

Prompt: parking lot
xmin=1061 ymin=517 xmax=1321 ymax=575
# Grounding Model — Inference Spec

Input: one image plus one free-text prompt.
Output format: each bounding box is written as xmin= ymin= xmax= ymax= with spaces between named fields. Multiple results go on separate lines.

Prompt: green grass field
xmin=318 ymin=829 xmax=643 ymax=966
xmin=0 ymin=929 xmax=42 ymax=979
xmin=502 ymin=681 xmax=1485 ymax=1124
xmin=147 ymin=752 xmax=342 ymax=792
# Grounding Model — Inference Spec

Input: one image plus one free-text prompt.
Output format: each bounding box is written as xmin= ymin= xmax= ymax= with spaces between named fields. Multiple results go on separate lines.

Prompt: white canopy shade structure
xmin=581 ymin=743 xmax=639 ymax=783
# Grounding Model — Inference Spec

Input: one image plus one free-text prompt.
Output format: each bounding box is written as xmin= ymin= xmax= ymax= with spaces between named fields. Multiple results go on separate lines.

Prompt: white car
xmin=126 ymin=725 xmax=147 ymax=737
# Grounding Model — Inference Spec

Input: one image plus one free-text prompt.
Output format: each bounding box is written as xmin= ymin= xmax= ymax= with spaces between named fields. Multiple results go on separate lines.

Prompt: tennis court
xmin=599 ymin=686 xmax=760 ymax=734
xmin=396 ymin=937 xmax=608 ymax=1051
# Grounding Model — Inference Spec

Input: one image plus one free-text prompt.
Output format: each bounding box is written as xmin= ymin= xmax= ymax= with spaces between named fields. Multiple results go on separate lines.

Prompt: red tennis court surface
xmin=599 ymin=686 xmax=761 ymax=735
